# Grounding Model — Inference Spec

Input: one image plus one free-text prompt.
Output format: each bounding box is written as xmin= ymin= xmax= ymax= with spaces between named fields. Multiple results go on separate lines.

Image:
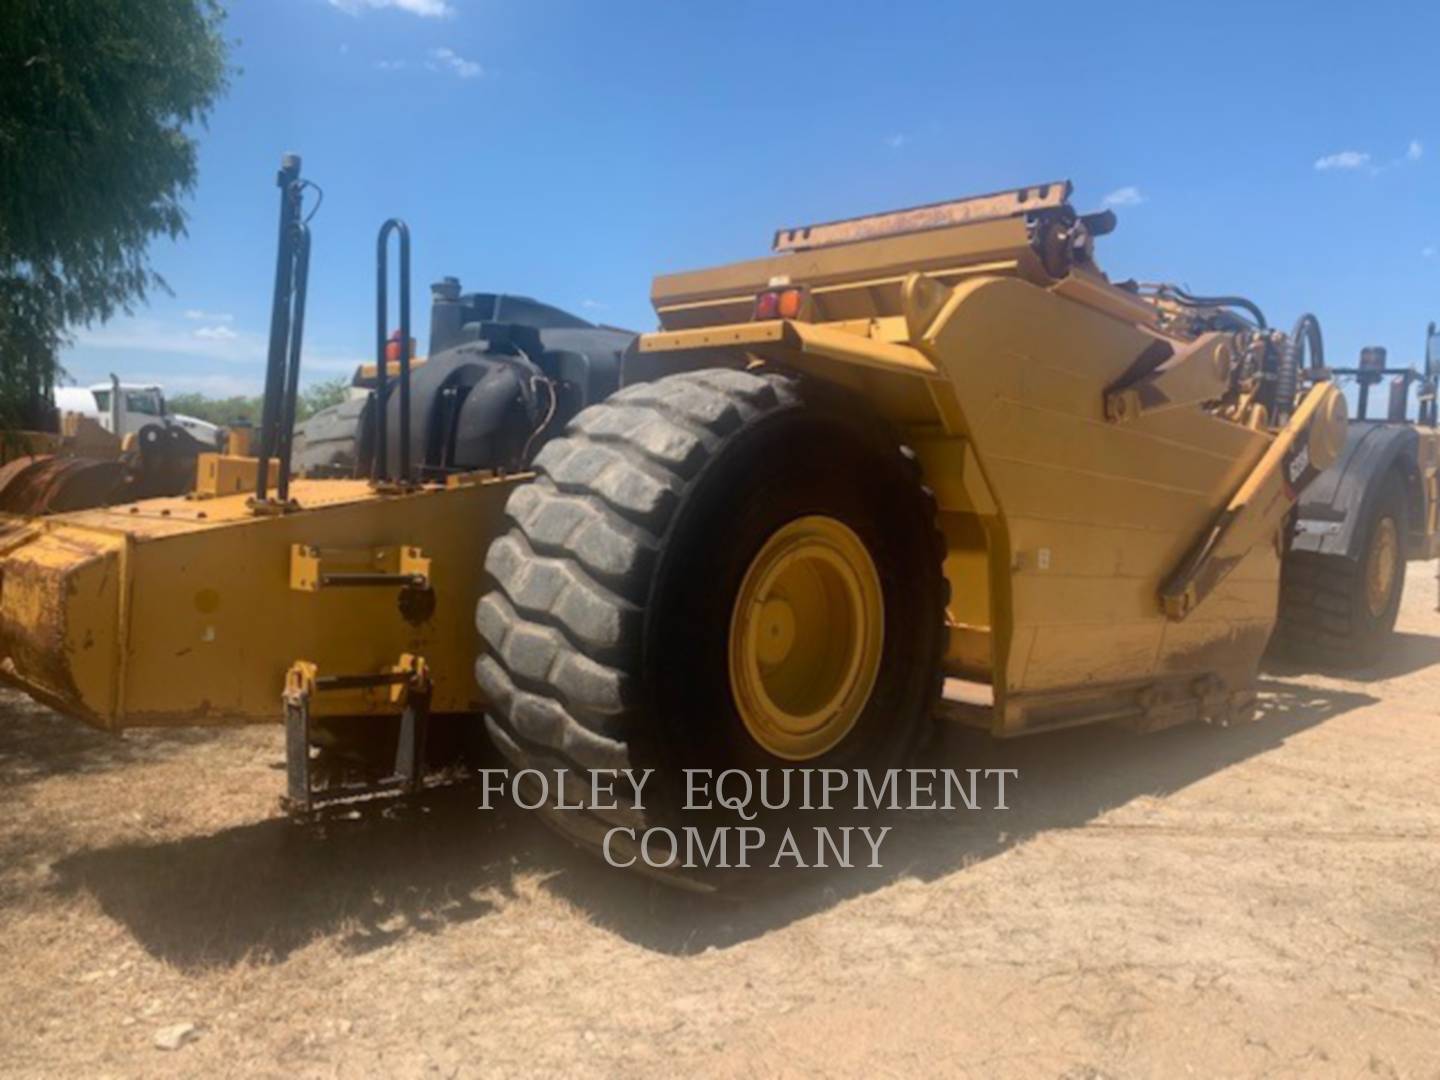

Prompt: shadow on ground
xmin=0 ymin=691 xmax=225 ymax=791
xmin=1264 ymin=630 xmax=1440 ymax=683
xmin=44 ymin=676 xmax=1376 ymax=969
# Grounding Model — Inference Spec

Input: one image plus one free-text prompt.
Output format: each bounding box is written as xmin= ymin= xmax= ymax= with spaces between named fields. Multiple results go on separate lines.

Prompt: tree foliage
xmin=298 ymin=376 xmax=354 ymax=420
xmin=0 ymin=0 xmax=230 ymax=433
xmin=169 ymin=378 xmax=353 ymax=427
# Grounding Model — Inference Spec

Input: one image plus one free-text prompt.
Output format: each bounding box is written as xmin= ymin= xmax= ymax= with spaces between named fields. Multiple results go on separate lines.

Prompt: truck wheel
xmin=1276 ymin=473 xmax=1408 ymax=667
xmin=475 ymin=368 xmax=946 ymax=882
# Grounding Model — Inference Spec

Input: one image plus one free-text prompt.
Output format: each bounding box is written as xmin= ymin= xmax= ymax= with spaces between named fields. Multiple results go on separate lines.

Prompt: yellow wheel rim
xmin=728 ymin=515 xmax=884 ymax=761
xmin=1365 ymin=516 xmax=1399 ymax=618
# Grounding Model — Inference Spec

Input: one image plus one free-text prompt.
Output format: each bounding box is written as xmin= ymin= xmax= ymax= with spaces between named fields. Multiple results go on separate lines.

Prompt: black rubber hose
xmin=1164 ymin=286 xmax=1268 ymax=330
xmin=1276 ymin=313 xmax=1324 ymax=422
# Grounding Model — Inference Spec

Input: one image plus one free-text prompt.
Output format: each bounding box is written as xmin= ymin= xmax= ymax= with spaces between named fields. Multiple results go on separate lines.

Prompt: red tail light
xmin=754 ymin=287 xmax=805 ymax=321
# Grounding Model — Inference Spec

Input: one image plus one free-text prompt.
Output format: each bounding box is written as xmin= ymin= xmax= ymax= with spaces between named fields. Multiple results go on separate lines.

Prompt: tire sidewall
xmin=1353 ymin=475 xmax=1408 ymax=643
xmin=641 ymin=396 xmax=942 ymax=819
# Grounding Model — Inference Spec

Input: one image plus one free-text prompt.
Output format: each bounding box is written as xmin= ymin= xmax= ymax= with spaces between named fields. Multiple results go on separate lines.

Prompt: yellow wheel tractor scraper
xmin=0 ymin=159 xmax=1352 ymax=876
xmin=1268 ymin=332 xmax=1440 ymax=663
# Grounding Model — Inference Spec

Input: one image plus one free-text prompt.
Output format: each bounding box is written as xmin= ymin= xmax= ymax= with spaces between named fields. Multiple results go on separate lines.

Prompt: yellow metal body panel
xmin=1103 ymin=332 xmax=1235 ymax=423
xmin=0 ymin=475 xmax=518 ymax=730
xmin=918 ymin=276 xmax=1279 ymax=729
xmin=193 ymin=453 xmax=279 ymax=498
xmin=643 ymin=318 xmax=940 ymax=379
xmin=651 ymin=216 xmax=1046 ymax=331
xmin=1160 ymin=381 xmax=1347 ymax=618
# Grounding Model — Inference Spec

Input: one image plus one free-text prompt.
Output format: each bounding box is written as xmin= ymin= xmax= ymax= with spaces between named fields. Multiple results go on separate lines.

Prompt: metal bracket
xmin=1104 ymin=333 xmax=1233 ymax=424
xmin=772 ymin=181 xmax=1072 ymax=253
xmin=281 ymin=654 xmax=433 ymax=814
xmin=369 ymin=478 xmax=421 ymax=496
xmin=247 ymin=496 xmax=300 ymax=516
xmin=289 ymin=544 xmax=431 ymax=592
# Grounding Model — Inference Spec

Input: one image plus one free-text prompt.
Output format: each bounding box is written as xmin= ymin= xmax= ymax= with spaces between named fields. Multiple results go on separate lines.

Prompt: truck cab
xmin=53 ymin=377 xmax=222 ymax=448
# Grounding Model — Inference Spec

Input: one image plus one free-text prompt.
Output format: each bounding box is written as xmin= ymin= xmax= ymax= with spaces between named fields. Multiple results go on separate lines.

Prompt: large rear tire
xmin=291 ymin=396 xmax=372 ymax=477
xmin=475 ymin=368 xmax=946 ymax=884
xmin=1274 ymin=473 xmax=1408 ymax=667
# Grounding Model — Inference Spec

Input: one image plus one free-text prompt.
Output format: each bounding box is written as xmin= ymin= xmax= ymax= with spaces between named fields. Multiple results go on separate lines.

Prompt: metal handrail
xmin=375 ymin=219 xmax=412 ymax=484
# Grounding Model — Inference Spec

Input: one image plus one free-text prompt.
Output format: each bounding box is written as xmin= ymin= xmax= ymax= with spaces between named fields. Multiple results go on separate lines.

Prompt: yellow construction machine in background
xmin=1269 ymin=330 xmax=1439 ymax=658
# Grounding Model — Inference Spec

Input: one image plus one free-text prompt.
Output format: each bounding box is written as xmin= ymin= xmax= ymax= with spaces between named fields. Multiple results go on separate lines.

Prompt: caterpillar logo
xmin=1281 ymin=423 xmax=1320 ymax=500
xmin=1288 ymin=443 xmax=1310 ymax=487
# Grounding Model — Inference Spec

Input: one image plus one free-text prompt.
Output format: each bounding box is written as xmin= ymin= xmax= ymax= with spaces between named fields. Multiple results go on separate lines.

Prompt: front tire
xmin=475 ymin=368 xmax=945 ymax=882
xmin=1274 ymin=473 xmax=1408 ymax=667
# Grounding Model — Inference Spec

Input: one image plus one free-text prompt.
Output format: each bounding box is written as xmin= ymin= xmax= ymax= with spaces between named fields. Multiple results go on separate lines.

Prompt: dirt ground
xmin=1 ymin=568 xmax=1437 ymax=1079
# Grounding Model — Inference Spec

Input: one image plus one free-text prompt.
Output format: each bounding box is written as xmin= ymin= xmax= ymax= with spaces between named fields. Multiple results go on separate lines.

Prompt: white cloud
xmin=1314 ymin=150 xmax=1371 ymax=172
xmin=884 ymin=133 xmax=908 ymax=149
xmin=75 ymin=318 xmax=262 ymax=365
xmin=1315 ymin=139 xmax=1425 ymax=175
xmin=427 ymin=47 xmax=482 ymax=79
xmin=82 ymin=321 xmax=253 ymax=359
xmin=1103 ymin=186 xmax=1144 ymax=207
xmin=580 ymin=299 xmax=608 ymax=311
xmin=183 ymin=309 xmax=233 ymax=322
xmin=378 ymin=47 xmax=484 ymax=79
xmin=328 ymin=0 xmax=453 ymax=17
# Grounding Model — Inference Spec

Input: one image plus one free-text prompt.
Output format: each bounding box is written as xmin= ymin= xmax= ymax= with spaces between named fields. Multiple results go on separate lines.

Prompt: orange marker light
xmin=754 ymin=288 xmax=805 ymax=321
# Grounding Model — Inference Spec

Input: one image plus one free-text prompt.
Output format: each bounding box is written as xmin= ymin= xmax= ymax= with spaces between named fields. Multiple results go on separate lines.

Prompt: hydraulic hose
xmin=1162 ymin=285 xmax=1268 ymax=330
xmin=1275 ymin=313 xmax=1324 ymax=423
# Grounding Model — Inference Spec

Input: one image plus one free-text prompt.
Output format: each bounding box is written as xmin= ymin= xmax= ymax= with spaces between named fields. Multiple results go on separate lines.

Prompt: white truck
xmin=53 ymin=375 xmax=222 ymax=448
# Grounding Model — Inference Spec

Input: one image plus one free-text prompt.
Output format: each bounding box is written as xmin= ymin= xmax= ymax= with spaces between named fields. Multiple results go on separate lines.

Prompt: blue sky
xmin=64 ymin=0 xmax=1440 ymax=400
